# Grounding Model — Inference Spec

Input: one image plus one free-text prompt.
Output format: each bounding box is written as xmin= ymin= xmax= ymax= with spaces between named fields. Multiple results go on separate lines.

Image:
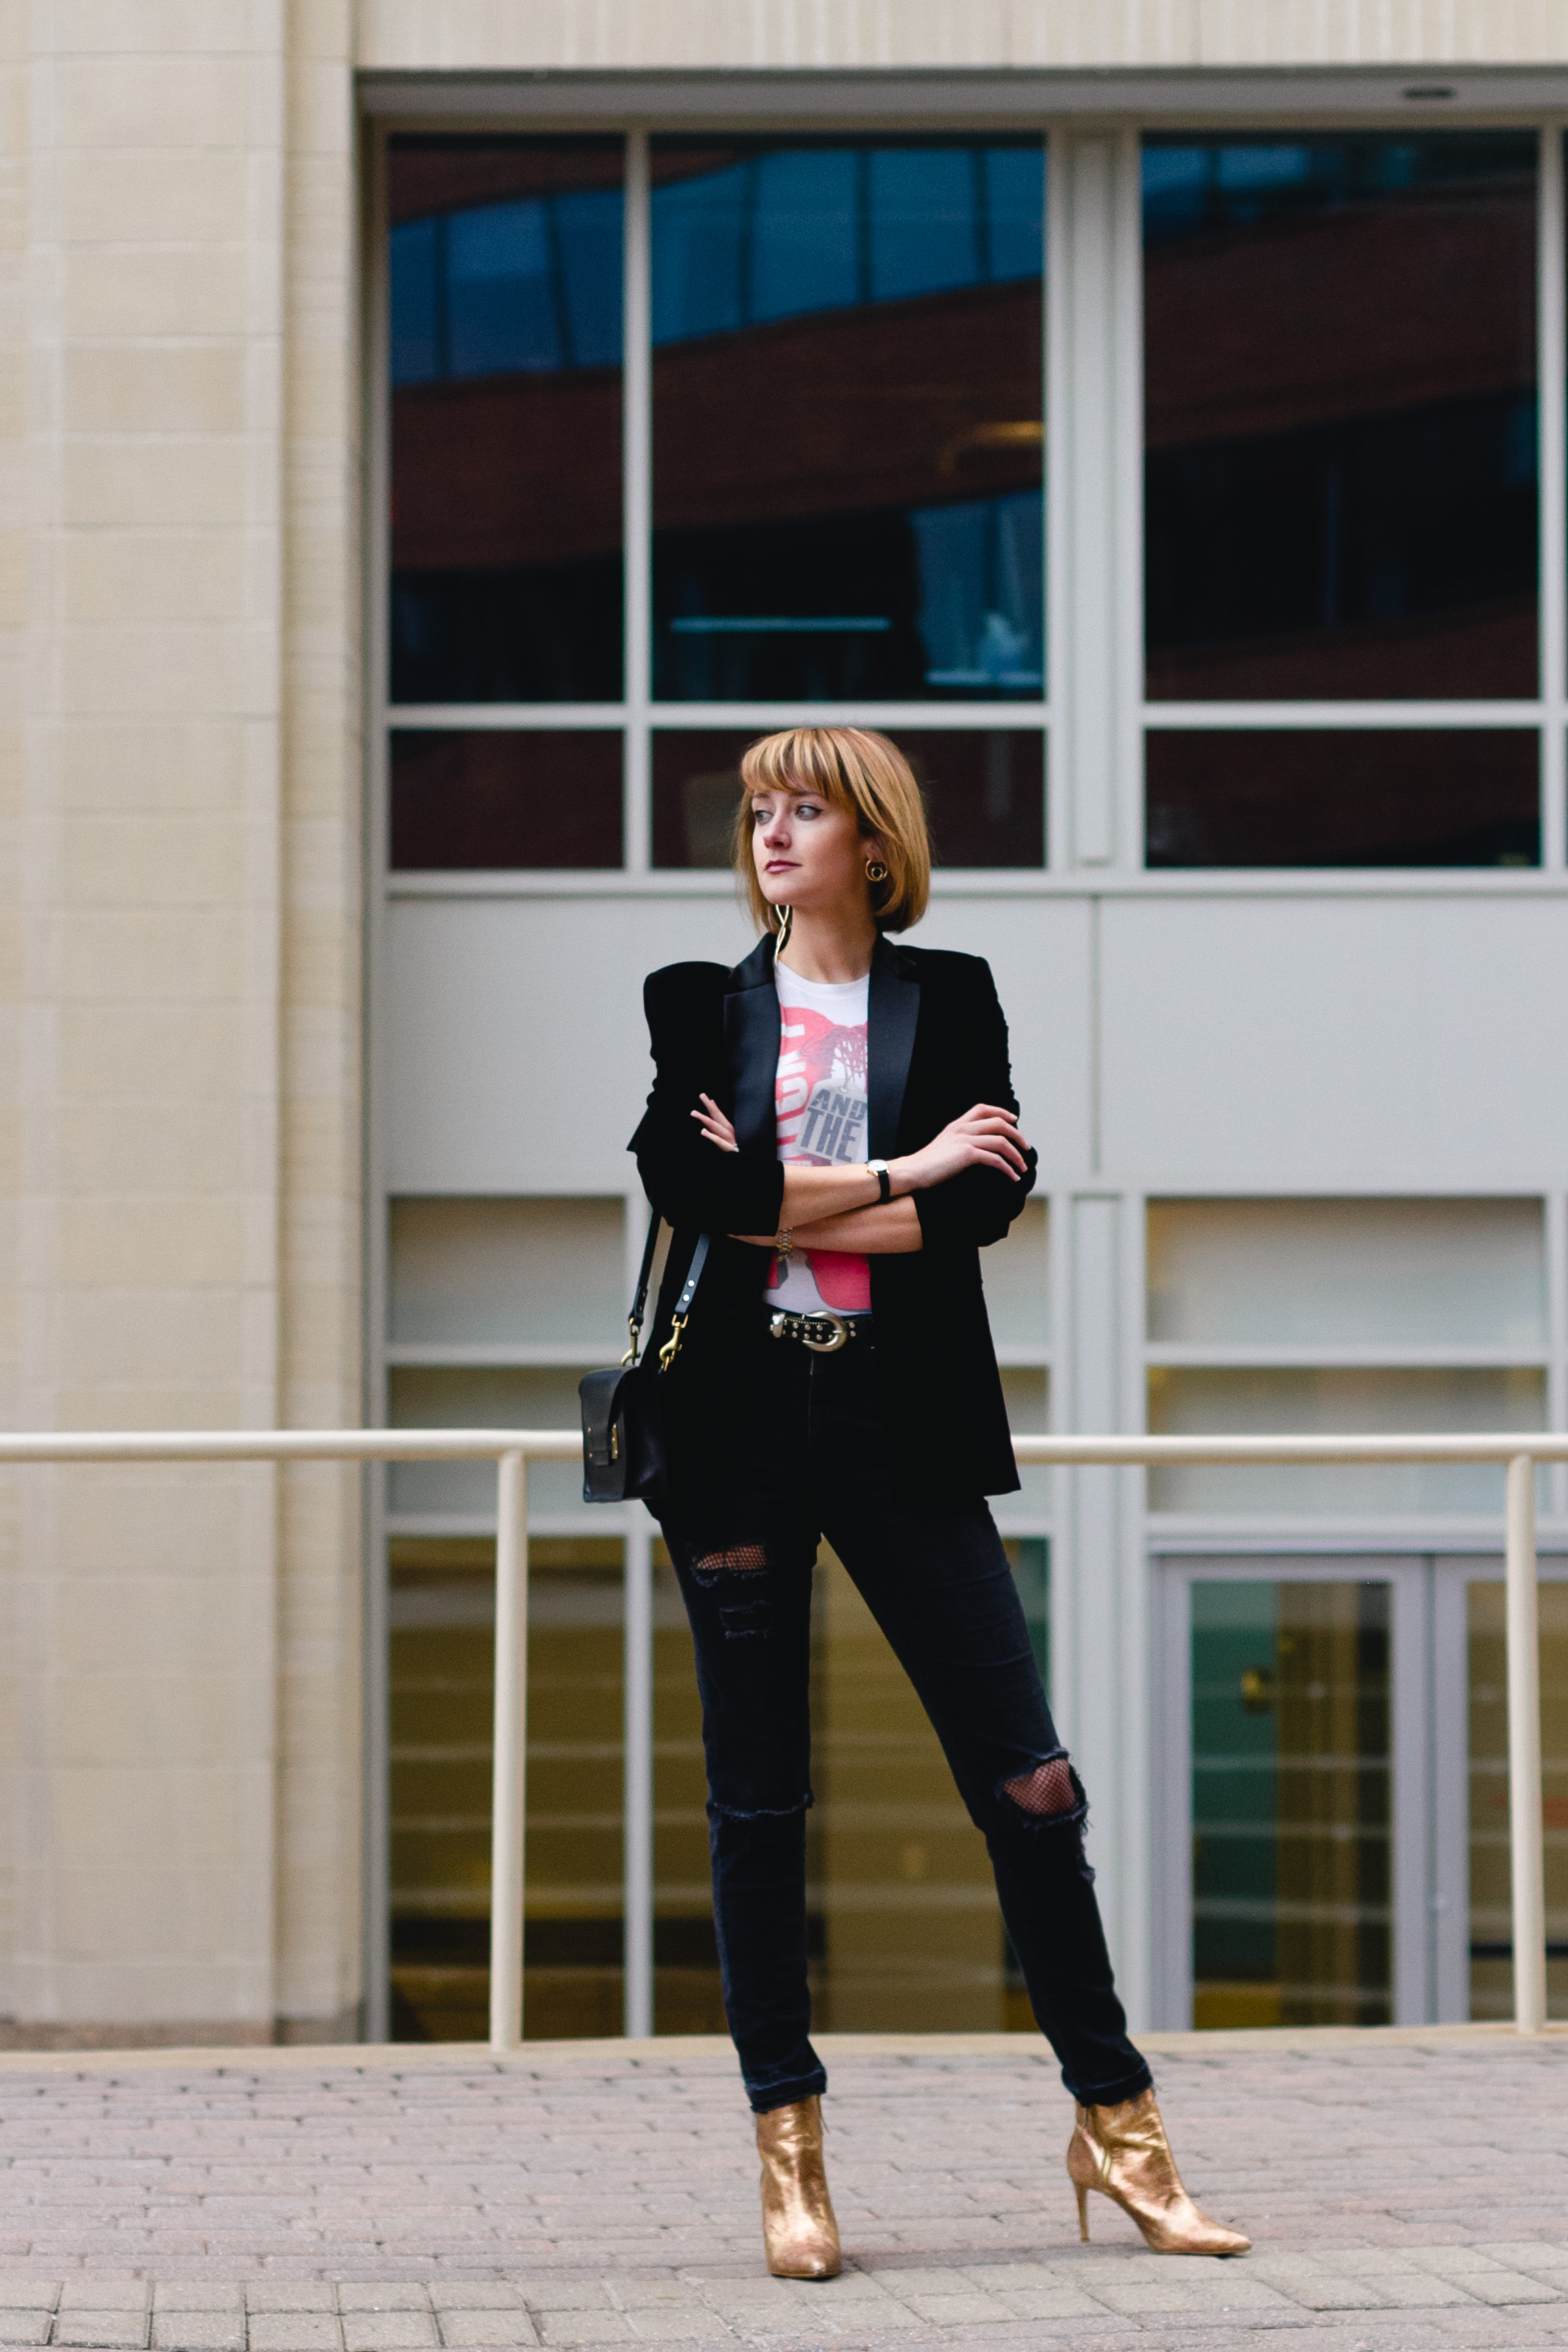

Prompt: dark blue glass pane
xmin=389 ymin=137 xmax=624 ymax=702
xmin=1146 ymin=729 xmax=1539 ymax=868
xmin=447 ymin=200 xmax=561 ymax=376
xmin=868 ymin=149 xmax=977 ymax=303
xmin=556 ymin=188 xmax=624 ymax=368
xmin=390 ymin=218 xmax=440 ymax=385
xmin=391 ymin=731 xmax=622 ymax=868
xmin=750 ymin=149 xmax=858 ymax=322
xmin=1143 ymin=131 xmax=1537 ymax=699
xmin=911 ymin=492 xmax=1043 ymax=691
xmin=650 ymin=161 xmax=748 ymax=343
xmin=652 ymin=139 xmax=1044 ymax=702
xmin=983 ymin=147 xmax=1044 ymax=282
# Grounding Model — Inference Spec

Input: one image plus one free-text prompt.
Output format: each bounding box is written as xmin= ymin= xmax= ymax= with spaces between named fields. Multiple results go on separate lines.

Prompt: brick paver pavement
xmin=2 ymin=2026 xmax=1568 ymax=2349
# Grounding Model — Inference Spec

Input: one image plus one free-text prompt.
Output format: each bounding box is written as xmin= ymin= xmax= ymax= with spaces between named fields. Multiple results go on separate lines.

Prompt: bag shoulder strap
xmin=624 ymin=1210 xmax=664 ymax=1364
xmin=627 ymin=1215 xmax=712 ymax=1370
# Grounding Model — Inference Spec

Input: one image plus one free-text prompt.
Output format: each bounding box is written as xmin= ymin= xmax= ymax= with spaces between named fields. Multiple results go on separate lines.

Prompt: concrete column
xmin=0 ymin=5 xmax=360 ymax=2044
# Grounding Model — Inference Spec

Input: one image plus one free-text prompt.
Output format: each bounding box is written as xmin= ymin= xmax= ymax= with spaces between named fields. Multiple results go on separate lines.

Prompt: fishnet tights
xmin=1003 ymin=1756 xmax=1077 ymax=1816
xmin=693 ymin=1543 xmax=768 ymax=1573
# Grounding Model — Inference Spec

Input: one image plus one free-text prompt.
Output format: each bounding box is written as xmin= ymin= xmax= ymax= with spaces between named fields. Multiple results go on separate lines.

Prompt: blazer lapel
xmin=868 ymin=935 xmax=919 ymax=1159
xmin=723 ymin=935 xmax=780 ymax=1155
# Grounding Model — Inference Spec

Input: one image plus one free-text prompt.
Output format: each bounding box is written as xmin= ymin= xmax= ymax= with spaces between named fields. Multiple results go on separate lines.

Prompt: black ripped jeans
xmin=660 ymin=1321 xmax=1152 ymax=2116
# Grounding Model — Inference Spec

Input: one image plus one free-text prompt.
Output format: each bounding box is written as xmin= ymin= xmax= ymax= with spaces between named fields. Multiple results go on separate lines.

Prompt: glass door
xmin=1151 ymin=1557 xmax=1431 ymax=2029
xmin=1433 ymin=1557 xmax=1568 ymax=2023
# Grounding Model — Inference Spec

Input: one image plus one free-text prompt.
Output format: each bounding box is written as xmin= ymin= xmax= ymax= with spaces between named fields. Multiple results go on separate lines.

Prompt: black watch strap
xmin=868 ymin=1158 xmax=892 ymax=1204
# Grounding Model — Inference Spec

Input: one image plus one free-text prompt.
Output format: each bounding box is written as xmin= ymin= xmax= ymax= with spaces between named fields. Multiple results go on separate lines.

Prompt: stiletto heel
xmin=1066 ymin=2090 xmax=1250 ymax=2257
xmin=756 ymin=2095 xmax=841 ymax=2278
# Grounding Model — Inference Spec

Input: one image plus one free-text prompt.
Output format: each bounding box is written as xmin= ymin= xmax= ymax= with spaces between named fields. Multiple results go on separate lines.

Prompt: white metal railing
xmin=0 ymin=1425 xmax=1560 ymax=2047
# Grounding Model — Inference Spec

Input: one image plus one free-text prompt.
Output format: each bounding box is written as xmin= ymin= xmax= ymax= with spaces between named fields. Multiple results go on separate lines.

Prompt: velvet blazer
xmin=627 ymin=931 xmax=1038 ymax=1516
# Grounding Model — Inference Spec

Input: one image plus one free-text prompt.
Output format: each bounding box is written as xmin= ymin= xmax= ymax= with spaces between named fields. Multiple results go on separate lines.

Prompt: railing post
xmin=1506 ymin=1451 xmax=1547 ymax=2034
xmin=489 ymin=1448 xmax=529 ymax=2051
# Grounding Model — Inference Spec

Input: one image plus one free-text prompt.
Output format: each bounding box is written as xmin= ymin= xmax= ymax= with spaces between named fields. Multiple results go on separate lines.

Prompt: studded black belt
xmin=768 ymin=1308 xmax=868 ymax=1355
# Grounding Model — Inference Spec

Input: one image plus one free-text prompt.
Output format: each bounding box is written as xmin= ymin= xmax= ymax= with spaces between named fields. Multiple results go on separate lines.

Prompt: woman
xmin=630 ymin=727 xmax=1249 ymax=2274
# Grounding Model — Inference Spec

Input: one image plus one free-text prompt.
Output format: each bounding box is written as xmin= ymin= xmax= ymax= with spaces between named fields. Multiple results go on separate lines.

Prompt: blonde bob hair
xmin=734 ymin=726 xmax=931 ymax=937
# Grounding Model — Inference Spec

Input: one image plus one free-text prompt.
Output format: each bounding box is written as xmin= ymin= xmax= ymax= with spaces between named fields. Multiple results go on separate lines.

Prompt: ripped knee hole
xmin=693 ymin=1541 xmax=768 ymax=1574
xmin=1004 ymin=1755 xmax=1079 ymax=1818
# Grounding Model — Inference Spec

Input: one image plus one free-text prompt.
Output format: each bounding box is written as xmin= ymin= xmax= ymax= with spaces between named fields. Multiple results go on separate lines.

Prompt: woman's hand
xmin=692 ymin=1093 xmax=739 ymax=1152
xmin=892 ymin=1104 xmax=1029 ymax=1192
xmin=693 ymin=1094 xmax=774 ymax=1245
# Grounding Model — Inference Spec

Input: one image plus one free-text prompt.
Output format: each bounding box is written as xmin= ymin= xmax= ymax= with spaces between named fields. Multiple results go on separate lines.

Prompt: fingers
xmin=957 ymin=1107 xmax=1031 ymax=1157
xmin=691 ymin=1105 xmax=739 ymax=1152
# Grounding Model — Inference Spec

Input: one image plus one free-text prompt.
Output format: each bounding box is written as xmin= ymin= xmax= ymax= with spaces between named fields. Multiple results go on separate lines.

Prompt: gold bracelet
xmin=774 ymin=1227 xmax=793 ymax=1260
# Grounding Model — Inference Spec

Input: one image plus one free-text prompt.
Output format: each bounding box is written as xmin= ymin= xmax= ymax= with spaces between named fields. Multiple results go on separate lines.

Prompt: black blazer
xmin=628 ymin=932 xmax=1038 ymax=1517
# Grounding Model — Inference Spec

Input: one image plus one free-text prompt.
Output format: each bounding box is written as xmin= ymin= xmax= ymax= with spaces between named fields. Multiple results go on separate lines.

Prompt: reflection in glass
xmin=652 ymin=142 xmax=1044 ymax=701
xmin=1468 ymin=1582 xmax=1568 ymax=2021
xmin=1144 ymin=135 xmax=1538 ymax=698
xmin=389 ymin=137 xmax=624 ymax=701
xmin=1148 ymin=1198 xmax=1547 ymax=1350
xmin=391 ymin=731 xmax=622 ymax=870
xmin=1149 ymin=1365 xmax=1545 ymax=1515
xmin=388 ymin=1535 xmax=625 ymax=2043
xmin=1145 ymin=729 xmax=1538 ymax=867
xmin=651 ymin=728 xmax=1044 ymax=869
xmin=1192 ymin=1580 xmax=1390 ymax=2028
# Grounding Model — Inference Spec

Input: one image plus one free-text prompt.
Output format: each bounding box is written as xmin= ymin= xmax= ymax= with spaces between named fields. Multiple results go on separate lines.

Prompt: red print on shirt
xmin=774 ymin=1007 xmax=871 ymax=1312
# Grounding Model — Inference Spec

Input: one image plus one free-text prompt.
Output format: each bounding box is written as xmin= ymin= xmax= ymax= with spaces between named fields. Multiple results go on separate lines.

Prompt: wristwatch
xmin=868 ymin=1158 xmax=892 ymax=1204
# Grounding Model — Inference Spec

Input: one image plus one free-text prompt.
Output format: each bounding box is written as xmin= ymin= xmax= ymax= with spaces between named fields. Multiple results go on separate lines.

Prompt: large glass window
xmin=1142 ymin=130 xmax=1542 ymax=871
xmin=650 ymin=141 xmax=1044 ymax=704
xmin=385 ymin=132 xmax=1048 ymax=872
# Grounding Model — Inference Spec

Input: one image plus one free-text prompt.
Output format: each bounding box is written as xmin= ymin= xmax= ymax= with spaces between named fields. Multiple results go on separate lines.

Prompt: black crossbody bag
xmin=579 ymin=1219 xmax=710 ymax=1504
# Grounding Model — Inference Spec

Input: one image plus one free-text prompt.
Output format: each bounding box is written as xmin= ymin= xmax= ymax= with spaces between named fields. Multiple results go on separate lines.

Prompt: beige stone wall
xmin=358 ymin=0 xmax=1568 ymax=72
xmin=0 ymin=5 xmax=360 ymax=2041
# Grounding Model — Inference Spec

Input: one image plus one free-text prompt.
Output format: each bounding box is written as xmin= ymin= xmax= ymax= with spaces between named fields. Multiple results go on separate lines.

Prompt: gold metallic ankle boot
xmin=1067 ymin=2089 xmax=1250 ymax=2257
xmin=756 ymin=2095 xmax=841 ymax=2278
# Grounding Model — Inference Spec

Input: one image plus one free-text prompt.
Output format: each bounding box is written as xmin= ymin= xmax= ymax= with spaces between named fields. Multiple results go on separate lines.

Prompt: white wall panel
xmin=387 ymin=895 xmax=754 ymax=1192
xmin=1100 ymin=895 xmax=1568 ymax=1187
xmin=387 ymin=892 xmax=1093 ymax=1194
xmin=908 ymin=895 xmax=1093 ymax=1181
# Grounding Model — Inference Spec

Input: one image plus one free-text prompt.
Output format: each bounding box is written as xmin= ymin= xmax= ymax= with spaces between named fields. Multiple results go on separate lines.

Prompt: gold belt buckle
xmin=802 ymin=1311 xmax=848 ymax=1355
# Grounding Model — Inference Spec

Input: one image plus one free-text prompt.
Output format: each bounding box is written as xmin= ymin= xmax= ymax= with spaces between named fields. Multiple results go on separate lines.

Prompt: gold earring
xmin=774 ymin=904 xmax=793 ymax=956
xmin=865 ymin=860 xmax=889 ymax=883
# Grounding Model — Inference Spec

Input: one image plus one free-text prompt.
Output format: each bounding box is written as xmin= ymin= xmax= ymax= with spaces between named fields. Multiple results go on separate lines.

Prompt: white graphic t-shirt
xmin=770 ymin=963 xmax=871 ymax=1315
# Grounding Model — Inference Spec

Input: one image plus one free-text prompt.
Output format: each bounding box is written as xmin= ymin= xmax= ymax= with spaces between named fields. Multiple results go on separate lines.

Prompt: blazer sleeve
xmin=912 ymin=959 xmax=1039 ymax=1251
xmin=628 ymin=965 xmax=787 ymax=1237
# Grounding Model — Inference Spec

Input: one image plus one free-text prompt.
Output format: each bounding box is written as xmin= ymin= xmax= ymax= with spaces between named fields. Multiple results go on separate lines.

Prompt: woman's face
xmin=748 ymin=783 xmax=877 ymax=918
